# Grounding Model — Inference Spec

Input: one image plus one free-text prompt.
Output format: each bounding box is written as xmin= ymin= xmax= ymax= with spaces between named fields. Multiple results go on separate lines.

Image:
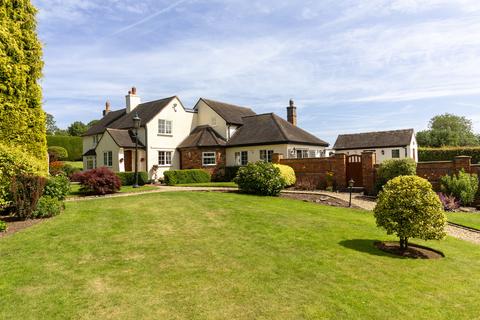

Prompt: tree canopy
xmin=417 ymin=113 xmax=479 ymax=147
xmin=0 ymin=0 xmax=47 ymax=172
xmin=45 ymin=112 xmax=59 ymax=135
xmin=67 ymin=121 xmax=88 ymax=136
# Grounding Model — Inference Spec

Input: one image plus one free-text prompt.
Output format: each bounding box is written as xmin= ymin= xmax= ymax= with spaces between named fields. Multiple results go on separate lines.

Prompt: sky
xmin=33 ymin=0 xmax=480 ymax=145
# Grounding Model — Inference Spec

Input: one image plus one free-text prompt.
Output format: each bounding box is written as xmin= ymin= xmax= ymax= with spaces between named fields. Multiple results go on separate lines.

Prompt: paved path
xmin=67 ymin=185 xmax=480 ymax=244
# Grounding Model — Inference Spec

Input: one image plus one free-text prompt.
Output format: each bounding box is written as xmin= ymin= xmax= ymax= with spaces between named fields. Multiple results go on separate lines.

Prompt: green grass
xmin=448 ymin=212 xmax=480 ymax=230
xmin=68 ymin=184 xmax=158 ymax=197
xmin=175 ymin=181 xmax=238 ymax=188
xmin=1 ymin=192 xmax=480 ymax=319
xmin=64 ymin=161 xmax=83 ymax=169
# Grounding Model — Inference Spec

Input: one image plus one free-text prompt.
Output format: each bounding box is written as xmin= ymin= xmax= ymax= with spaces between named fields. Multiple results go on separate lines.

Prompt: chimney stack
xmin=287 ymin=99 xmax=297 ymax=126
xmin=103 ymin=100 xmax=111 ymax=116
xmin=126 ymin=86 xmax=141 ymax=113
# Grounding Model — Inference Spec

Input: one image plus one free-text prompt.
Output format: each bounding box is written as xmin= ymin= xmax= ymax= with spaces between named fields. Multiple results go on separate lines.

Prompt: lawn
xmin=448 ymin=212 xmax=480 ymax=230
xmin=68 ymin=183 xmax=158 ymax=197
xmin=64 ymin=161 xmax=83 ymax=169
xmin=175 ymin=181 xmax=238 ymax=188
xmin=1 ymin=192 xmax=480 ymax=319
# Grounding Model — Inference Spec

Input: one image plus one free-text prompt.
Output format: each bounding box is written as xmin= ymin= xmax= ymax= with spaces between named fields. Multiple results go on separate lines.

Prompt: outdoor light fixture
xmin=133 ymin=112 xmax=141 ymax=188
xmin=348 ymin=179 xmax=355 ymax=207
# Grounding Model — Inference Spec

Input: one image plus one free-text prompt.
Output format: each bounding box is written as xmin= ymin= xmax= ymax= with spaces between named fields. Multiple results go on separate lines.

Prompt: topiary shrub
xmin=273 ymin=164 xmax=296 ymax=187
xmin=0 ymin=143 xmax=46 ymax=210
xmin=164 ymin=169 xmax=211 ymax=185
xmin=48 ymin=146 xmax=68 ymax=162
xmin=46 ymin=135 xmax=83 ymax=161
xmin=0 ymin=220 xmax=6 ymax=232
xmin=74 ymin=167 xmax=121 ymax=195
xmin=116 ymin=172 xmax=149 ymax=186
xmin=10 ymin=175 xmax=47 ymax=220
xmin=44 ymin=174 xmax=70 ymax=201
xmin=440 ymin=169 xmax=478 ymax=206
xmin=33 ymin=196 xmax=64 ymax=218
xmin=374 ymin=175 xmax=446 ymax=249
xmin=375 ymin=158 xmax=417 ymax=193
xmin=234 ymin=161 xmax=286 ymax=196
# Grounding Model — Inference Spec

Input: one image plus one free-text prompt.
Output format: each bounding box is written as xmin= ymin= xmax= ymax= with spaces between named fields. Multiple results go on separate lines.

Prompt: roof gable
xmin=227 ymin=113 xmax=329 ymax=147
xmin=333 ymin=129 xmax=415 ymax=150
xmin=106 ymin=128 xmax=145 ymax=148
xmin=198 ymin=98 xmax=256 ymax=125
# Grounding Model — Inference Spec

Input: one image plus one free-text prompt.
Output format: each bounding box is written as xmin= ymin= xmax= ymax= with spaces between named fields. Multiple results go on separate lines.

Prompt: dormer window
xmin=158 ymin=119 xmax=172 ymax=135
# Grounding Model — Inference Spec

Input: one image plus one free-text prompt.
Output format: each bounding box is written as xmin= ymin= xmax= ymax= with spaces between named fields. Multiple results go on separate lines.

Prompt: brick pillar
xmin=272 ymin=153 xmax=283 ymax=164
xmin=361 ymin=151 xmax=376 ymax=195
xmin=454 ymin=156 xmax=472 ymax=173
xmin=334 ymin=153 xmax=346 ymax=189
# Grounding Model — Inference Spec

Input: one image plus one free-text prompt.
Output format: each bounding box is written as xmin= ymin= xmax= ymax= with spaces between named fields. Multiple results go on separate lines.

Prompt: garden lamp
xmin=348 ymin=179 xmax=355 ymax=207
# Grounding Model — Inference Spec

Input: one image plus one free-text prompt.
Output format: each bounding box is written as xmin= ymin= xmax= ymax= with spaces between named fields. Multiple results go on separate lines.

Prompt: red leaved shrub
xmin=10 ymin=175 xmax=47 ymax=219
xmin=74 ymin=167 xmax=121 ymax=195
xmin=49 ymin=161 xmax=65 ymax=176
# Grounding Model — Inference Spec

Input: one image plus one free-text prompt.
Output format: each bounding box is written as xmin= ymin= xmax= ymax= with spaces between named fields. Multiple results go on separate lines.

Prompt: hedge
xmin=419 ymin=147 xmax=480 ymax=163
xmin=0 ymin=143 xmax=47 ymax=209
xmin=47 ymin=135 xmax=83 ymax=161
xmin=116 ymin=172 xmax=149 ymax=186
xmin=164 ymin=169 xmax=211 ymax=185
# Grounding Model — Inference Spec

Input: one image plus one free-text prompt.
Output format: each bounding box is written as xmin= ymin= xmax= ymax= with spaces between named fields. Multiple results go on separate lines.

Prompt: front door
xmin=124 ymin=150 xmax=133 ymax=171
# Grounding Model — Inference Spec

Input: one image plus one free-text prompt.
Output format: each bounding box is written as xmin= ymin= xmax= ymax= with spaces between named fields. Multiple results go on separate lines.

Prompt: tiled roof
xmin=226 ymin=113 xmax=329 ymax=147
xmin=106 ymin=128 xmax=145 ymax=148
xmin=200 ymin=98 xmax=256 ymax=125
xmin=178 ymin=125 xmax=227 ymax=148
xmin=333 ymin=129 xmax=415 ymax=150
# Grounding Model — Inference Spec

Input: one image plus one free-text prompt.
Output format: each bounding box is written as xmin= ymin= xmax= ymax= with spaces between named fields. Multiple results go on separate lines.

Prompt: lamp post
xmin=348 ymin=179 xmax=355 ymax=207
xmin=132 ymin=112 xmax=141 ymax=188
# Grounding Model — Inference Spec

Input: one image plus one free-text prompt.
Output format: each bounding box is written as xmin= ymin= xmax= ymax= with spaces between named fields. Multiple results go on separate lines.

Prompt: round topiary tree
xmin=374 ymin=175 xmax=447 ymax=250
xmin=273 ymin=164 xmax=296 ymax=187
xmin=234 ymin=161 xmax=286 ymax=196
xmin=48 ymin=146 xmax=68 ymax=162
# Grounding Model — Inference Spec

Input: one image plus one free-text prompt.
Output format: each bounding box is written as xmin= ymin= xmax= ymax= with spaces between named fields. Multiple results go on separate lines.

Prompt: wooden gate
xmin=346 ymin=155 xmax=363 ymax=187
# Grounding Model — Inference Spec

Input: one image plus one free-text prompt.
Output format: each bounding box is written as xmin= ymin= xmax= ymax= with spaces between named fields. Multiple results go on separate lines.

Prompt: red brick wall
xmin=416 ymin=156 xmax=472 ymax=189
xmin=179 ymin=147 xmax=226 ymax=176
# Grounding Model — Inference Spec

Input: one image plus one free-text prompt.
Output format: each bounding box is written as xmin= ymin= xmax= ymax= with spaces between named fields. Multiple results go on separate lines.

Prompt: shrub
xmin=440 ymin=169 xmax=479 ymax=206
xmin=164 ymin=169 xmax=211 ymax=185
xmin=375 ymin=159 xmax=417 ymax=192
xmin=46 ymin=135 xmax=83 ymax=161
xmin=74 ymin=167 xmax=121 ymax=195
xmin=116 ymin=172 xmax=149 ymax=186
xmin=419 ymin=147 xmax=480 ymax=163
xmin=10 ymin=175 xmax=47 ymax=220
xmin=0 ymin=220 xmax=6 ymax=232
xmin=62 ymin=164 xmax=81 ymax=178
xmin=33 ymin=196 xmax=64 ymax=218
xmin=0 ymin=143 xmax=47 ymax=210
xmin=224 ymin=166 xmax=241 ymax=182
xmin=234 ymin=162 xmax=286 ymax=196
xmin=273 ymin=164 xmax=296 ymax=186
xmin=438 ymin=193 xmax=460 ymax=212
xmin=374 ymin=176 xmax=446 ymax=249
xmin=48 ymin=146 xmax=68 ymax=162
xmin=44 ymin=175 xmax=70 ymax=201
xmin=49 ymin=161 xmax=65 ymax=176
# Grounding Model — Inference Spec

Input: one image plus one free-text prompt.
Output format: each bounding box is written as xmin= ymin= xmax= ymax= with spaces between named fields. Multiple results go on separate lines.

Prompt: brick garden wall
xmin=416 ymin=156 xmax=474 ymax=190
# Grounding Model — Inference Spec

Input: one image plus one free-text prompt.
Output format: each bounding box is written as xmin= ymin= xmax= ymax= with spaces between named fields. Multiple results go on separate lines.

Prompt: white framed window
xmin=392 ymin=149 xmax=400 ymax=158
xmin=86 ymin=157 xmax=95 ymax=170
xmin=296 ymin=149 xmax=308 ymax=159
xmin=308 ymin=150 xmax=316 ymax=158
xmin=260 ymin=150 xmax=274 ymax=162
xmin=103 ymin=151 xmax=113 ymax=167
xmin=158 ymin=119 xmax=172 ymax=135
xmin=202 ymin=152 xmax=216 ymax=166
xmin=234 ymin=152 xmax=241 ymax=166
xmin=241 ymin=151 xmax=248 ymax=166
xmin=158 ymin=151 xmax=173 ymax=166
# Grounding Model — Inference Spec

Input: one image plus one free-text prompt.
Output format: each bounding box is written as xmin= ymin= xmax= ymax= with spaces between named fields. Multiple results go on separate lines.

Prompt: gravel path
xmin=445 ymin=225 xmax=480 ymax=244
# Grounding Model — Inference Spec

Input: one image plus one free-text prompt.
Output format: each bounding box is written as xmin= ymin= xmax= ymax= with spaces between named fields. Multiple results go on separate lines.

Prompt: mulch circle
xmin=281 ymin=193 xmax=361 ymax=209
xmin=0 ymin=217 xmax=47 ymax=239
xmin=374 ymin=241 xmax=444 ymax=259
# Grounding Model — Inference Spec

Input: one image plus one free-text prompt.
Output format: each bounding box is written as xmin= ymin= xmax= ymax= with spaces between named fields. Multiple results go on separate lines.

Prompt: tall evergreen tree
xmin=0 ymin=0 xmax=47 ymax=172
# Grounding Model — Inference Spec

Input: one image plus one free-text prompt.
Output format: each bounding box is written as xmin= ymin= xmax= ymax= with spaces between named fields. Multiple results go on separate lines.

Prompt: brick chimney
xmin=287 ymin=99 xmax=297 ymax=126
xmin=102 ymin=100 xmax=111 ymax=116
xmin=126 ymin=86 xmax=141 ymax=113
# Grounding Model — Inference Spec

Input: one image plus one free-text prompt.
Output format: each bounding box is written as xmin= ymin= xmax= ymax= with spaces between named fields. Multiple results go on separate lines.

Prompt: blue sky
xmin=33 ymin=0 xmax=480 ymax=144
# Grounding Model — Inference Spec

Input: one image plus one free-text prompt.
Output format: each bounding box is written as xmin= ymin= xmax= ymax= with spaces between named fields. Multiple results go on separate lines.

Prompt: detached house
xmin=82 ymin=88 xmax=329 ymax=179
xmin=333 ymin=129 xmax=418 ymax=164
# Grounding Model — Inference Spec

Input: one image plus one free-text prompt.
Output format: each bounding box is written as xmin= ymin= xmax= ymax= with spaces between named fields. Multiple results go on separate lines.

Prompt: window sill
xmin=157 ymin=164 xmax=172 ymax=167
xmin=202 ymin=164 xmax=217 ymax=167
xmin=157 ymin=134 xmax=173 ymax=137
